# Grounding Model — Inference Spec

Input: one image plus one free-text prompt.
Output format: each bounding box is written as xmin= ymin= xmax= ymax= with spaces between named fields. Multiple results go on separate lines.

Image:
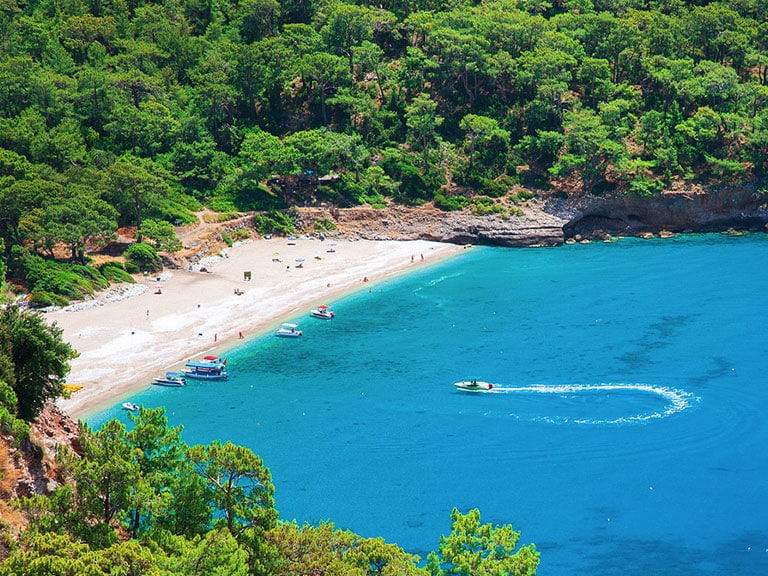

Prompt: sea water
xmin=91 ymin=234 xmax=768 ymax=575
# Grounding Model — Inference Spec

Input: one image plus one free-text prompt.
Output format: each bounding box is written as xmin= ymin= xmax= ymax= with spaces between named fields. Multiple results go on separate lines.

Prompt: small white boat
xmin=454 ymin=380 xmax=493 ymax=392
xmin=153 ymin=371 xmax=186 ymax=387
xmin=276 ymin=322 xmax=302 ymax=337
xmin=122 ymin=402 xmax=140 ymax=411
xmin=310 ymin=305 xmax=335 ymax=320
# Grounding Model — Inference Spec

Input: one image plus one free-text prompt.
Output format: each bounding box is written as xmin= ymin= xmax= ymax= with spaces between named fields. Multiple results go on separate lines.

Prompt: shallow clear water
xmin=91 ymin=234 xmax=768 ymax=575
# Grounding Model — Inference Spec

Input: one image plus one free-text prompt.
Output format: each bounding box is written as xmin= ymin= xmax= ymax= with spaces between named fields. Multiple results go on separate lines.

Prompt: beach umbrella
xmin=296 ymin=257 xmax=305 ymax=262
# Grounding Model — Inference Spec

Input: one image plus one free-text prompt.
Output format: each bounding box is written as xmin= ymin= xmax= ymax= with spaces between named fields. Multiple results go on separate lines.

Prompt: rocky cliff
xmin=298 ymin=183 xmax=768 ymax=247
xmin=299 ymin=204 xmax=567 ymax=247
xmin=554 ymin=182 xmax=768 ymax=239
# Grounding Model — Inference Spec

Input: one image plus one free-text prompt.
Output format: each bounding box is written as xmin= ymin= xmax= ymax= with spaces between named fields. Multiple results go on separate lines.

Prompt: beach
xmin=48 ymin=237 xmax=463 ymax=420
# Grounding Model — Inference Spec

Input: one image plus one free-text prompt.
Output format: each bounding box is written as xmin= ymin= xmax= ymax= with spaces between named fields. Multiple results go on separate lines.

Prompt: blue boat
xmin=183 ymin=356 xmax=229 ymax=380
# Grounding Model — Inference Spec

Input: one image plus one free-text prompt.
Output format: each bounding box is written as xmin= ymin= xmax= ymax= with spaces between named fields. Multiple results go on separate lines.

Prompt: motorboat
xmin=453 ymin=380 xmax=493 ymax=392
xmin=183 ymin=356 xmax=229 ymax=380
xmin=152 ymin=371 xmax=186 ymax=387
xmin=122 ymin=402 xmax=140 ymax=411
xmin=310 ymin=305 xmax=335 ymax=320
xmin=276 ymin=322 xmax=302 ymax=337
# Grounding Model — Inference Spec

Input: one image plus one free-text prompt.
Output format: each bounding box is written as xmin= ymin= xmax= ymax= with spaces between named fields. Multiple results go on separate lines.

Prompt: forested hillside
xmin=1 ymin=0 xmax=767 ymax=303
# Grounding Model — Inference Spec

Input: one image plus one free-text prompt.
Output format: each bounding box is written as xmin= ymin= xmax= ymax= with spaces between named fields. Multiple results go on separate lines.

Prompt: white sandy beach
xmin=48 ymin=238 xmax=463 ymax=420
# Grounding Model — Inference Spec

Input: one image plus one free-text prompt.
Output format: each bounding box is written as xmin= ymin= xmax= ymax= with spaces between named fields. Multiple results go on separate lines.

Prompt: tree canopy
xmin=1 ymin=0 xmax=766 ymax=304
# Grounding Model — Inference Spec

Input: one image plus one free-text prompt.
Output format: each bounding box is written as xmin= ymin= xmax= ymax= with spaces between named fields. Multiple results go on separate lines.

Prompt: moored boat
xmin=276 ymin=322 xmax=302 ymax=337
xmin=310 ymin=305 xmax=335 ymax=319
xmin=152 ymin=371 xmax=186 ymax=387
xmin=183 ymin=356 xmax=229 ymax=380
xmin=453 ymin=380 xmax=493 ymax=392
xmin=122 ymin=402 xmax=140 ymax=411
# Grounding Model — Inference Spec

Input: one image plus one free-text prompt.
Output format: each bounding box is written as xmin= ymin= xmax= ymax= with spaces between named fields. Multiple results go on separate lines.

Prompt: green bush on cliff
xmin=124 ymin=243 xmax=162 ymax=273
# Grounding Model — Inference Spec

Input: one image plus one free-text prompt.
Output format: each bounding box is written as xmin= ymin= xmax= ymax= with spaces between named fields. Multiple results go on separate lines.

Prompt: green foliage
xmin=426 ymin=508 xmax=539 ymax=576
xmin=0 ymin=370 xmax=29 ymax=444
xmin=625 ymin=175 xmax=667 ymax=197
xmin=314 ymin=219 xmax=337 ymax=234
xmin=21 ymin=253 xmax=110 ymax=302
xmin=231 ymin=229 xmax=250 ymax=242
xmin=0 ymin=306 xmax=75 ymax=421
xmin=253 ymin=211 xmax=296 ymax=236
xmin=27 ymin=291 xmax=71 ymax=308
xmin=142 ymin=220 xmax=183 ymax=253
xmin=124 ymin=243 xmax=162 ymax=273
xmin=471 ymin=197 xmax=506 ymax=216
xmin=99 ymin=262 xmax=134 ymax=284
xmin=434 ymin=193 xmax=468 ymax=212
xmin=268 ymin=521 xmax=427 ymax=576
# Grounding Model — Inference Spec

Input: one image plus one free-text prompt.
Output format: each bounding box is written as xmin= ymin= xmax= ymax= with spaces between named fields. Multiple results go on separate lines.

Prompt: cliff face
xmin=300 ymin=204 xmax=566 ymax=247
xmin=551 ymin=183 xmax=768 ymax=238
xmin=0 ymin=404 xmax=79 ymax=502
xmin=299 ymin=183 xmax=768 ymax=247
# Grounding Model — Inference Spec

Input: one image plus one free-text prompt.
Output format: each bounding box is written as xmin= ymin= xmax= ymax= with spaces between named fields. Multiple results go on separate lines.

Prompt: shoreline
xmin=49 ymin=238 xmax=466 ymax=420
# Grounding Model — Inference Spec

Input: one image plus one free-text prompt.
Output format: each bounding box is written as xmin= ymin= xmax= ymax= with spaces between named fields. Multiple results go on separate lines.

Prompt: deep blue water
xmin=91 ymin=234 xmax=768 ymax=575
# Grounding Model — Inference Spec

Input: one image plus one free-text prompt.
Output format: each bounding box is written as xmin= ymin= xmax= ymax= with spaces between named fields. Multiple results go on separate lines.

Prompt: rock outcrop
xmin=0 ymin=403 xmax=80 ymax=503
xmin=551 ymin=182 xmax=768 ymax=238
xmin=299 ymin=203 xmax=566 ymax=247
xmin=298 ymin=183 xmax=768 ymax=247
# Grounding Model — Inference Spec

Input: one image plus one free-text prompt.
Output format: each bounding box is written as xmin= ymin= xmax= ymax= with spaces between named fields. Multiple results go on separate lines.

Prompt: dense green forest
xmin=2 ymin=2 xmax=765 ymax=569
xmin=1 ymin=0 xmax=768 ymax=302
xmin=0 ymin=306 xmax=540 ymax=574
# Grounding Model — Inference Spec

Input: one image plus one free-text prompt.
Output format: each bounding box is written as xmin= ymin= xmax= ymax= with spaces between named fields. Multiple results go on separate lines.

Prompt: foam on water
xmin=485 ymin=383 xmax=698 ymax=425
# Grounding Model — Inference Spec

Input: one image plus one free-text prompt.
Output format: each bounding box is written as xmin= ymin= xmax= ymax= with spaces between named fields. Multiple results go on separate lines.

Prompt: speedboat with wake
xmin=454 ymin=380 xmax=493 ymax=392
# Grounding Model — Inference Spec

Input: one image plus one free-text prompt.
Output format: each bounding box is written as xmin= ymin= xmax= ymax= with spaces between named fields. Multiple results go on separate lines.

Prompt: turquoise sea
xmin=91 ymin=234 xmax=768 ymax=575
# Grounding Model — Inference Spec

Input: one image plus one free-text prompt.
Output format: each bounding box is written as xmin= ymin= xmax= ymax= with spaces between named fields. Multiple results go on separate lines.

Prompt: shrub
xmin=477 ymin=177 xmax=508 ymax=198
xmin=124 ymin=243 xmax=162 ymax=273
xmin=28 ymin=291 xmax=70 ymax=308
xmin=253 ymin=211 xmax=295 ymax=235
xmin=314 ymin=218 xmax=337 ymax=233
xmin=99 ymin=263 xmax=134 ymax=283
xmin=0 ymin=407 xmax=29 ymax=445
xmin=231 ymin=229 xmax=250 ymax=241
xmin=23 ymin=256 xmax=98 ymax=300
xmin=471 ymin=197 xmax=505 ymax=215
xmin=625 ymin=175 xmax=665 ymax=197
xmin=434 ymin=193 xmax=468 ymax=211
